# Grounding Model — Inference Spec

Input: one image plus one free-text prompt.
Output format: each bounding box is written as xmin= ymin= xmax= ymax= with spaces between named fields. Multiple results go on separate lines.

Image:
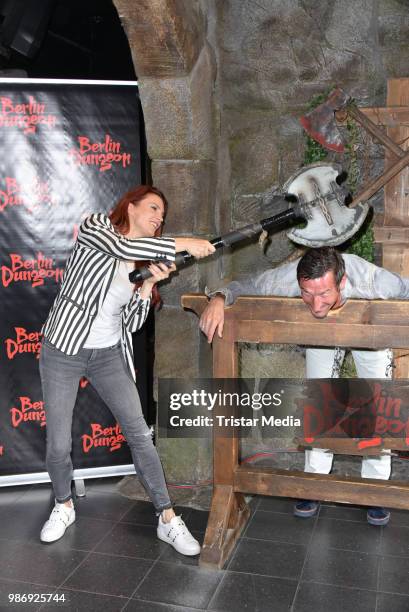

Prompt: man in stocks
xmin=199 ymin=246 xmax=409 ymax=526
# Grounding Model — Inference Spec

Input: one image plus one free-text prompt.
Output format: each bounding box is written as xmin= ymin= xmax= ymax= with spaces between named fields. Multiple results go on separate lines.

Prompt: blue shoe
xmin=294 ymin=500 xmax=319 ymax=518
xmin=367 ymin=507 xmax=390 ymax=526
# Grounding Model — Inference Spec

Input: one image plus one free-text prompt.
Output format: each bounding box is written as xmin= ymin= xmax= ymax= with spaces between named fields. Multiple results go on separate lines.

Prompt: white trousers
xmin=304 ymin=347 xmax=393 ymax=480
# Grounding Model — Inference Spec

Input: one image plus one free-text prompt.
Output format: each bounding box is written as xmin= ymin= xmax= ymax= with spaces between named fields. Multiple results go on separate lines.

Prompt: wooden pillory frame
xmin=180 ymin=78 xmax=409 ymax=569
xmin=182 ymin=294 xmax=409 ymax=570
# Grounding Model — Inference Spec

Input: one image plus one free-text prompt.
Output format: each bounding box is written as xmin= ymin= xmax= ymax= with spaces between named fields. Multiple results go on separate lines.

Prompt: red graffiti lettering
xmin=1 ymin=252 xmax=64 ymax=288
xmin=5 ymin=327 xmax=42 ymax=360
xmin=0 ymin=177 xmax=56 ymax=212
xmin=81 ymin=423 xmax=125 ymax=453
xmin=69 ymin=134 xmax=131 ymax=172
xmin=10 ymin=396 xmax=46 ymax=428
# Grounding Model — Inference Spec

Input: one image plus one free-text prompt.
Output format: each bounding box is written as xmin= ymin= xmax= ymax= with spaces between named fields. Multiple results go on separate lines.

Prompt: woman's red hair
xmin=109 ymin=185 xmax=169 ymax=307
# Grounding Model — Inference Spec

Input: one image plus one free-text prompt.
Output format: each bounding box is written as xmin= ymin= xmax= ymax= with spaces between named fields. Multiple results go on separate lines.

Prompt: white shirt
xmin=84 ymin=261 xmax=135 ymax=348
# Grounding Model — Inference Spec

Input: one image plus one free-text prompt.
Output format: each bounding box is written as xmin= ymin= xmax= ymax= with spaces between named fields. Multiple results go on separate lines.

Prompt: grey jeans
xmin=39 ymin=338 xmax=172 ymax=512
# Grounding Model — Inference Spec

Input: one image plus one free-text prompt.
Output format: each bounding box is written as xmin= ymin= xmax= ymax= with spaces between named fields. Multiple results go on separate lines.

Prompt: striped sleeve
xmin=77 ymin=213 xmax=176 ymax=261
xmin=122 ymin=290 xmax=151 ymax=333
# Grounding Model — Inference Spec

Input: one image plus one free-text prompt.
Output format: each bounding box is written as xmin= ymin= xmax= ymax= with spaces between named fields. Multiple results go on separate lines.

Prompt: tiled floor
xmin=1 ymin=478 xmax=409 ymax=611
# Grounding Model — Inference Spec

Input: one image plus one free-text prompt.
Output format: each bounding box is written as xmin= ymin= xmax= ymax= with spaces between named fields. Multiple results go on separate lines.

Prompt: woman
xmin=39 ymin=185 xmax=214 ymax=555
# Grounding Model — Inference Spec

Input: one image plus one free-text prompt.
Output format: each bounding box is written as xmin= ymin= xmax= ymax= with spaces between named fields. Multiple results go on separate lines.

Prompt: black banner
xmin=0 ymin=80 xmax=144 ymax=477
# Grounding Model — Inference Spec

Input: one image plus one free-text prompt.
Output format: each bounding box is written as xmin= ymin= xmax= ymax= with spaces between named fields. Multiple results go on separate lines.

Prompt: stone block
xmin=239 ymin=344 xmax=305 ymax=379
xmin=218 ymin=0 xmax=382 ymax=111
xmin=151 ymin=159 xmax=217 ymax=234
xmin=156 ymin=437 xmax=212 ymax=487
xmin=154 ymin=306 xmax=201 ymax=378
xmin=158 ymin=262 xmax=200 ymax=307
xmin=228 ymin=118 xmax=280 ymax=195
xmin=113 ymin=0 xmax=205 ymax=77
xmin=138 ymin=45 xmax=216 ymax=159
xmin=381 ymin=47 xmax=409 ymax=78
xmin=379 ymin=15 xmax=409 ymax=46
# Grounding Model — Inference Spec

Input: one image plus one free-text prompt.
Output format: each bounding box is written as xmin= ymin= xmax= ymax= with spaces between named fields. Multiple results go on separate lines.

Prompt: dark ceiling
xmin=0 ymin=0 xmax=136 ymax=80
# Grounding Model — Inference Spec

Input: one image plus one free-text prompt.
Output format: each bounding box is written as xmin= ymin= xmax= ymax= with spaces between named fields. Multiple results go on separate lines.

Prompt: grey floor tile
xmin=45 ymin=516 xmax=116 ymax=553
xmin=0 ymin=540 xmax=87 ymax=587
xmin=134 ymin=562 xmax=223 ymax=609
xmin=376 ymin=591 xmax=409 ymax=612
xmin=228 ymin=538 xmax=307 ymax=579
xmin=0 ymin=504 xmax=114 ymax=551
xmin=318 ymin=503 xmax=368 ymax=522
xmin=244 ymin=509 xmax=315 ymax=545
xmin=293 ymin=582 xmax=376 ymax=612
xmin=62 ymin=552 xmax=153 ymax=597
xmin=124 ymin=600 xmax=200 ymax=612
xmin=380 ymin=525 xmax=409 ymax=557
xmin=379 ymin=555 xmax=409 ymax=595
xmin=311 ymin=518 xmax=381 ymax=554
xmin=95 ymin=522 xmax=165 ymax=560
xmin=84 ymin=477 xmax=123 ymax=494
xmin=121 ymin=502 xmax=189 ymax=527
xmin=257 ymin=496 xmax=296 ymax=514
xmin=302 ymin=544 xmax=379 ymax=590
xmin=41 ymin=588 xmax=127 ymax=611
xmin=0 ymin=578 xmax=54 ymax=611
xmin=388 ymin=508 xmax=409 ymax=528
xmin=208 ymin=570 xmax=297 ymax=612
xmin=74 ymin=491 xmax=135 ymax=521
xmin=0 ymin=485 xmax=33 ymax=506
xmin=180 ymin=509 xmax=208 ymax=534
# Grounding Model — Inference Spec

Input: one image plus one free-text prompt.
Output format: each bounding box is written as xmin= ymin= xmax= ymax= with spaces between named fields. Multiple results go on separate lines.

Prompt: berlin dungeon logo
xmin=5 ymin=328 xmax=42 ymax=360
xmin=10 ymin=396 xmax=46 ymax=429
xmin=69 ymin=134 xmax=132 ymax=172
xmin=300 ymin=380 xmax=409 ymax=449
xmin=0 ymin=177 xmax=57 ymax=213
xmin=1 ymin=252 xmax=64 ymax=288
xmin=81 ymin=423 xmax=125 ymax=454
xmin=0 ymin=96 xmax=57 ymax=134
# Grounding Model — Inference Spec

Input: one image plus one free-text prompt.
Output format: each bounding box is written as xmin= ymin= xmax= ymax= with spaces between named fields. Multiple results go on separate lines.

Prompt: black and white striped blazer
xmin=42 ymin=213 xmax=175 ymax=381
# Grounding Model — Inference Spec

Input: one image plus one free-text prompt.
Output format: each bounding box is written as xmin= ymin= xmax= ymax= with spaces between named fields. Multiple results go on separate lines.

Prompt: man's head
xmin=296 ymin=247 xmax=347 ymax=319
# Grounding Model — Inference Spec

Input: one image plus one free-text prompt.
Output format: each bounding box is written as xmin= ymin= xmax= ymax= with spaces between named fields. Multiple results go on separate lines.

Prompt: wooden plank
xmin=359 ymin=106 xmax=409 ymax=126
xmin=297 ymin=438 xmax=408 ymax=454
xmin=383 ymin=79 xmax=409 ymax=377
xmin=375 ymin=226 xmax=409 ymax=243
xmin=199 ymin=484 xmax=250 ymax=570
xmin=383 ymin=79 xmax=409 ymax=227
xmin=235 ymin=466 xmax=409 ymax=510
xmin=237 ymin=320 xmax=409 ymax=349
xmin=200 ymin=322 xmax=251 ymax=570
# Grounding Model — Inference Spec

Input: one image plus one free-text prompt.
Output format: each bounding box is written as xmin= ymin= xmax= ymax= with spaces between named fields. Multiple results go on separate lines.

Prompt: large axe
xmin=129 ymin=162 xmax=368 ymax=283
xmin=300 ymin=87 xmax=409 ymax=208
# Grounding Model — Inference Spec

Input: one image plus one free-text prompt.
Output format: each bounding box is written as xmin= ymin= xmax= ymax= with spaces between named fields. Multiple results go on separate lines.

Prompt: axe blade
xmin=300 ymin=87 xmax=350 ymax=153
xmin=284 ymin=163 xmax=369 ymax=248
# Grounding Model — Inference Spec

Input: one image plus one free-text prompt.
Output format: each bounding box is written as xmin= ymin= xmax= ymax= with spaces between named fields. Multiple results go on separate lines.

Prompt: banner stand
xmin=0 ymin=78 xmax=147 ymax=489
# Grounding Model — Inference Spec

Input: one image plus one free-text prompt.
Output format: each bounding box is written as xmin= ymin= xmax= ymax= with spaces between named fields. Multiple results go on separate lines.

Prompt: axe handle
xmin=129 ymin=206 xmax=299 ymax=283
xmin=341 ymin=105 xmax=404 ymax=159
xmin=351 ymin=148 xmax=409 ymax=207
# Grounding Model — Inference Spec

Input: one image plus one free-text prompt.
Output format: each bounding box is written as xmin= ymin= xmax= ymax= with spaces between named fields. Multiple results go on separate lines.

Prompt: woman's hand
xmin=174 ymin=237 xmax=215 ymax=259
xmin=139 ymin=262 xmax=177 ymax=299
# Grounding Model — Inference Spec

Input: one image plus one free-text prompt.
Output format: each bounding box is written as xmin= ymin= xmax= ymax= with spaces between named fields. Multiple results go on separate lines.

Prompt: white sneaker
xmin=157 ymin=515 xmax=201 ymax=556
xmin=40 ymin=501 xmax=75 ymax=543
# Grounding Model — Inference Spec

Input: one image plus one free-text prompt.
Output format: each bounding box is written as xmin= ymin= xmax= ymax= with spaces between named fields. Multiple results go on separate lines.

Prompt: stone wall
xmin=113 ymin=0 xmax=409 ymax=496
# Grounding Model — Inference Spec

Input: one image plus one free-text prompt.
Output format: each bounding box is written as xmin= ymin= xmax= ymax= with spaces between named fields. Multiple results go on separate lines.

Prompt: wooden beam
xmin=375 ymin=226 xmax=409 ymax=243
xmin=235 ymin=466 xmax=409 ymax=510
xmin=359 ymin=106 xmax=409 ymax=126
xmin=183 ymin=295 xmax=409 ymax=348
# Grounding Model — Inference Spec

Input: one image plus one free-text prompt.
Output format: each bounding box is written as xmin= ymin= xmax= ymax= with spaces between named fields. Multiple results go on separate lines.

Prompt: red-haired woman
xmin=39 ymin=185 xmax=214 ymax=555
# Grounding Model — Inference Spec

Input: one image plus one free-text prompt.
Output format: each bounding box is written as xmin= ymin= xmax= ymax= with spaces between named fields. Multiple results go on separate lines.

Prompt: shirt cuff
xmin=204 ymin=286 xmax=233 ymax=306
